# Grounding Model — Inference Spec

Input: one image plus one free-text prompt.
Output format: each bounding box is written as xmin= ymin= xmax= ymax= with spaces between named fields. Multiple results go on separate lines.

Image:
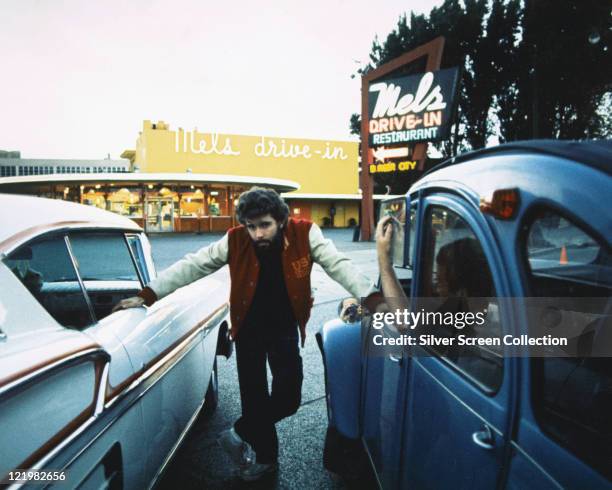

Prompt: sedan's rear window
xmin=4 ymin=231 xmax=145 ymax=329
xmin=4 ymin=235 xmax=93 ymax=329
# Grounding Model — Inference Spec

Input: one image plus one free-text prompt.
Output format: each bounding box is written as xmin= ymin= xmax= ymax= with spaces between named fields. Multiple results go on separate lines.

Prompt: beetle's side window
xmin=524 ymin=208 xmax=612 ymax=480
xmin=525 ymin=209 xmax=611 ymax=294
xmin=419 ymin=206 xmax=503 ymax=392
xmin=68 ymin=232 xmax=143 ymax=321
xmin=4 ymin=236 xmax=93 ymax=329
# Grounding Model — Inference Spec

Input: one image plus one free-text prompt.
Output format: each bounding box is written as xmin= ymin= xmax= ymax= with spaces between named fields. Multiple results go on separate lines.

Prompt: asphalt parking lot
xmin=150 ymin=228 xmax=378 ymax=489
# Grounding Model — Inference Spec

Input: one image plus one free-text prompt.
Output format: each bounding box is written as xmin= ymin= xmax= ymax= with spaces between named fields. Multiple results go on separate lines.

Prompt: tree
xmin=520 ymin=0 xmax=612 ymax=139
xmin=353 ymin=0 xmax=612 ymax=160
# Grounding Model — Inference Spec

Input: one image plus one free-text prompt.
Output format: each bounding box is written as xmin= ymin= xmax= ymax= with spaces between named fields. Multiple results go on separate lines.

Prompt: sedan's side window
xmin=126 ymin=234 xmax=150 ymax=284
xmin=4 ymin=236 xmax=93 ymax=329
xmin=418 ymin=206 xmax=503 ymax=392
xmin=68 ymin=232 xmax=144 ymax=321
xmin=524 ymin=208 xmax=612 ymax=480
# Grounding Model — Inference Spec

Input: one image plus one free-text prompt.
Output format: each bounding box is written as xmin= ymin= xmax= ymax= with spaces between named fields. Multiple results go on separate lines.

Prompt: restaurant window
xmin=524 ymin=207 xmax=612 ymax=480
xmin=208 ymin=189 xmax=228 ymax=216
xmin=418 ymin=206 xmax=503 ymax=392
xmin=180 ymin=194 xmax=204 ymax=217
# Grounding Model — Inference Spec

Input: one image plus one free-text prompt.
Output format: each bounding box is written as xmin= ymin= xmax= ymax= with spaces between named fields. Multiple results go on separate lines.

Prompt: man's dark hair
xmin=236 ymin=187 xmax=290 ymax=225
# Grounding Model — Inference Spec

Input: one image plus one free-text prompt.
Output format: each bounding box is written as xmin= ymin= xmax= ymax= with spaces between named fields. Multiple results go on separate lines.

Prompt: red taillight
xmin=480 ymin=188 xmax=520 ymax=220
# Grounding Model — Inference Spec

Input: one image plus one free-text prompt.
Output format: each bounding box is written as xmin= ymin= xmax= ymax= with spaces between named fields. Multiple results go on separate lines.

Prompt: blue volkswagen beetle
xmin=318 ymin=141 xmax=612 ymax=489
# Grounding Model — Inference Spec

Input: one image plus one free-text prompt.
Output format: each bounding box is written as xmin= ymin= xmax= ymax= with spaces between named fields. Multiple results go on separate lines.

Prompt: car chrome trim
xmin=2 ymin=350 xmax=110 ymax=489
xmin=148 ymin=390 xmax=209 ymax=489
xmin=0 ymin=346 xmax=107 ymax=396
xmin=57 ymin=310 xmax=228 ymax=478
xmin=509 ymin=441 xmax=563 ymax=489
xmin=0 ymin=220 xmax=141 ymax=256
xmin=124 ymin=233 xmax=145 ymax=288
xmin=4 ymin=308 xmax=227 ymax=487
xmin=5 ymin=407 xmax=107 ymax=490
xmin=105 ymin=305 xmax=228 ymax=407
xmin=63 ymin=235 xmax=97 ymax=324
xmin=94 ymin=362 xmax=110 ymax=416
xmin=360 ymin=436 xmax=384 ymax=490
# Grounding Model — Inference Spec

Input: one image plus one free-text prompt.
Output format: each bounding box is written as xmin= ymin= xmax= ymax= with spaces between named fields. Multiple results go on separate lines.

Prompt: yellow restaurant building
xmin=0 ymin=120 xmax=375 ymax=233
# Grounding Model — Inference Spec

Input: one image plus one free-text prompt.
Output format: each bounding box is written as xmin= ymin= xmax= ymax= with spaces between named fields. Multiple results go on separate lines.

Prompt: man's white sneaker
xmin=239 ymin=461 xmax=279 ymax=481
xmin=217 ymin=428 xmax=251 ymax=466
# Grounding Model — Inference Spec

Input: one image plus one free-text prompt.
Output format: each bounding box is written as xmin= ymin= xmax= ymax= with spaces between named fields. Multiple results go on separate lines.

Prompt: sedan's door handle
xmin=472 ymin=425 xmax=495 ymax=450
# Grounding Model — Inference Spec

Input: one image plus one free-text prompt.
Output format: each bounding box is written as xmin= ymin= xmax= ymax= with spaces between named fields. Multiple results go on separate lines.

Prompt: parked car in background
xmin=318 ymin=141 xmax=612 ymax=489
xmin=0 ymin=195 xmax=230 ymax=489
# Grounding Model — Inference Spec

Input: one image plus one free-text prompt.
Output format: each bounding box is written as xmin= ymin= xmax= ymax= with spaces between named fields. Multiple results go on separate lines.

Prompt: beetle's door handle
xmin=388 ymin=354 xmax=402 ymax=365
xmin=472 ymin=425 xmax=495 ymax=450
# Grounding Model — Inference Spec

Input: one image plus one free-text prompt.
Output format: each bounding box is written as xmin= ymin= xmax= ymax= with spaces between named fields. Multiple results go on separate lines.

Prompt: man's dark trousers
xmin=233 ymin=322 xmax=303 ymax=464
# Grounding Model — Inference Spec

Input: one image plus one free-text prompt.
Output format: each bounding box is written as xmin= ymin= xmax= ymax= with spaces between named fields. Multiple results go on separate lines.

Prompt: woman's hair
xmin=436 ymin=237 xmax=494 ymax=297
xmin=235 ymin=187 xmax=290 ymax=225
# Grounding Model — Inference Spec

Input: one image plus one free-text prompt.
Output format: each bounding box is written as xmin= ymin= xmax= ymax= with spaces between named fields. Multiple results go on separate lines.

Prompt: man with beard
xmin=114 ymin=186 xmax=378 ymax=481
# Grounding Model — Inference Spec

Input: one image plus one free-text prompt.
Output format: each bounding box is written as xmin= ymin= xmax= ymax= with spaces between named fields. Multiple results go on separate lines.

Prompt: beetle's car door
xmin=399 ymin=195 xmax=514 ymax=490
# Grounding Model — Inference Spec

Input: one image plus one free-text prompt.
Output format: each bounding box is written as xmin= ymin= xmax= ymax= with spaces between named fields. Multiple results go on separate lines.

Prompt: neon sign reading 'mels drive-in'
xmin=368 ymin=67 xmax=459 ymax=146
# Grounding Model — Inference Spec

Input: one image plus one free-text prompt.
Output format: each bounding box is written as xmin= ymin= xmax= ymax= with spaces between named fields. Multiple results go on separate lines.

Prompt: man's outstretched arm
xmin=114 ymin=233 xmax=229 ymax=310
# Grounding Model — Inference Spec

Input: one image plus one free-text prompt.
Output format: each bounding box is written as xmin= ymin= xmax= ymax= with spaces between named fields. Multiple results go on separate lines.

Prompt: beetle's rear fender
xmin=317 ymin=318 xmax=362 ymax=439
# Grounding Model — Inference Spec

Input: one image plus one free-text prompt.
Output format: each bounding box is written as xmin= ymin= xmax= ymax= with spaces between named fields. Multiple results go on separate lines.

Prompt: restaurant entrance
xmin=146 ymin=197 xmax=174 ymax=232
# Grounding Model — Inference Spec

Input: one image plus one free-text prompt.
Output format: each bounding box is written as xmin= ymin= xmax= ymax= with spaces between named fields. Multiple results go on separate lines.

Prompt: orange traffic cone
xmin=559 ymin=245 xmax=569 ymax=265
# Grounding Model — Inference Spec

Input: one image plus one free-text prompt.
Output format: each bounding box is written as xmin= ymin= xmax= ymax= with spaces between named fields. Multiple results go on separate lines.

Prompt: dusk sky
xmin=1 ymin=0 xmax=442 ymax=159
